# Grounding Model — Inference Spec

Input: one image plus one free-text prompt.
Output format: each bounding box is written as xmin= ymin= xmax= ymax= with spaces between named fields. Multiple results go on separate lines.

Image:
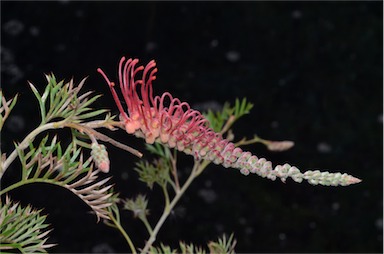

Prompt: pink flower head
xmin=97 ymin=57 xmax=222 ymax=151
xmin=97 ymin=57 xmax=361 ymax=186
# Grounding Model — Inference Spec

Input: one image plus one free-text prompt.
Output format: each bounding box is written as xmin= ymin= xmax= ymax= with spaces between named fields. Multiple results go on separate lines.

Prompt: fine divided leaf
xmin=12 ymin=135 xmax=115 ymax=221
xmin=0 ymin=197 xmax=55 ymax=253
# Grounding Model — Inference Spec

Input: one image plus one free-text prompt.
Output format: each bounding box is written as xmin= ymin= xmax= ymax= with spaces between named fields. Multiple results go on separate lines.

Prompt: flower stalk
xmin=141 ymin=159 xmax=209 ymax=254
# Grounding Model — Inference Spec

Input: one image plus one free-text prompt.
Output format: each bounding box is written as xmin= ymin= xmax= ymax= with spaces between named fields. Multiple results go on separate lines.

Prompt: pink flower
xmin=97 ymin=57 xmax=361 ymax=186
xmin=97 ymin=57 xmax=222 ymax=153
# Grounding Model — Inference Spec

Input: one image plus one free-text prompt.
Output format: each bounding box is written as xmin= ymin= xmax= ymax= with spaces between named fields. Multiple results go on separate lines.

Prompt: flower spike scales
xmin=97 ymin=57 xmax=361 ymax=187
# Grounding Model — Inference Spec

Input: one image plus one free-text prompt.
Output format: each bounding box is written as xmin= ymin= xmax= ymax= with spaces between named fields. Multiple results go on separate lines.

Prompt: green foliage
xmin=135 ymin=143 xmax=173 ymax=190
xmin=0 ymin=90 xmax=18 ymax=131
xmin=149 ymin=234 xmax=236 ymax=254
xmin=204 ymin=101 xmax=231 ymax=132
xmin=29 ymin=74 xmax=108 ymax=125
xmin=145 ymin=142 xmax=172 ymax=160
xmin=0 ymin=197 xmax=55 ymax=253
xmin=8 ymin=135 xmax=114 ymax=221
xmin=149 ymin=243 xmax=177 ymax=254
xmin=179 ymin=242 xmax=206 ymax=254
xmin=123 ymin=194 xmax=149 ymax=220
xmin=134 ymin=159 xmax=172 ymax=190
xmin=208 ymin=234 xmax=237 ymax=254
xmin=204 ymin=98 xmax=253 ymax=132
xmin=0 ymin=73 xmax=126 ymax=252
xmin=233 ymin=97 xmax=254 ymax=120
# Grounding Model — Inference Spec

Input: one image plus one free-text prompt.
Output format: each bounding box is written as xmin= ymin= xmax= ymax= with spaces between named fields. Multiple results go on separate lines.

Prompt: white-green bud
xmin=91 ymin=143 xmax=110 ymax=173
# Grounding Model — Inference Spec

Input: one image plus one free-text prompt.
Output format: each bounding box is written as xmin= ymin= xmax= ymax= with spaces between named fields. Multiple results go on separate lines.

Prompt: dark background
xmin=1 ymin=1 xmax=382 ymax=253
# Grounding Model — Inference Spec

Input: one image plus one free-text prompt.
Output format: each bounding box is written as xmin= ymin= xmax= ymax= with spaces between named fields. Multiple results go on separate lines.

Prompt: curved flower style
xmin=97 ymin=57 xmax=361 ymax=186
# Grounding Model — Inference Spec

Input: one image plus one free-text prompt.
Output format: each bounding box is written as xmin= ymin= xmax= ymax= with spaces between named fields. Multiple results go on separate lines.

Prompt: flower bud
xmin=91 ymin=143 xmax=110 ymax=173
xmin=267 ymin=141 xmax=295 ymax=152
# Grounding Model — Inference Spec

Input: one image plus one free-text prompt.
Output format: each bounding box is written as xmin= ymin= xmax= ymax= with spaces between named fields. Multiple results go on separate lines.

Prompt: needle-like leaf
xmin=0 ymin=196 xmax=55 ymax=253
xmin=28 ymin=74 xmax=108 ymax=125
xmin=8 ymin=136 xmax=116 ymax=222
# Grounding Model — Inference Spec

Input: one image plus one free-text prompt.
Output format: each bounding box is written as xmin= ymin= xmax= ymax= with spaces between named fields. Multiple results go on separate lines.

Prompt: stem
xmin=66 ymin=122 xmax=143 ymax=158
xmin=1 ymin=120 xmax=67 ymax=177
xmin=234 ymin=135 xmax=263 ymax=147
xmin=195 ymin=160 xmax=211 ymax=176
xmin=110 ymin=213 xmax=137 ymax=254
xmin=0 ymin=179 xmax=34 ymax=196
xmin=220 ymin=115 xmax=236 ymax=135
xmin=141 ymin=161 xmax=202 ymax=254
xmin=170 ymin=149 xmax=180 ymax=191
xmin=0 ymin=177 xmax=79 ymax=196
xmin=161 ymin=185 xmax=170 ymax=208
xmin=140 ymin=216 xmax=154 ymax=235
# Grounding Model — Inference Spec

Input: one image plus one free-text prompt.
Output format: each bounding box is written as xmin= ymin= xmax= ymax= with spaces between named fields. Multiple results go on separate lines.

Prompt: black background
xmin=1 ymin=1 xmax=383 ymax=253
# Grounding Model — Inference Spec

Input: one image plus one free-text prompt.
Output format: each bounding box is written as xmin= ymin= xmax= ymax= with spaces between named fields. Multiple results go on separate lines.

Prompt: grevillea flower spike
xmin=97 ymin=57 xmax=361 ymax=186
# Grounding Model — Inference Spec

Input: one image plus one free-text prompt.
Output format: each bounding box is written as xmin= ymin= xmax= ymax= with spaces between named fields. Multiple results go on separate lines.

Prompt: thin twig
xmin=234 ymin=135 xmax=262 ymax=147
xmin=65 ymin=122 xmax=143 ymax=158
xmin=86 ymin=128 xmax=143 ymax=158
xmin=170 ymin=148 xmax=180 ymax=191
xmin=109 ymin=211 xmax=137 ymax=254
xmin=141 ymin=160 xmax=203 ymax=254
xmin=1 ymin=120 xmax=66 ymax=176
xmin=219 ymin=115 xmax=236 ymax=135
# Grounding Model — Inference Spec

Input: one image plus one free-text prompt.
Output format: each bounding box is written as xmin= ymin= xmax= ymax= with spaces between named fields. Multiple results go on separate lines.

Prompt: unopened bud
xmin=91 ymin=143 xmax=110 ymax=173
xmin=267 ymin=141 xmax=295 ymax=152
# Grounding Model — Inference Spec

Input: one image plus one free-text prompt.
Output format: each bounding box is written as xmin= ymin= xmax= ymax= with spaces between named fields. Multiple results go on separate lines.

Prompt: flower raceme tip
xmin=97 ymin=57 xmax=361 ymax=186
